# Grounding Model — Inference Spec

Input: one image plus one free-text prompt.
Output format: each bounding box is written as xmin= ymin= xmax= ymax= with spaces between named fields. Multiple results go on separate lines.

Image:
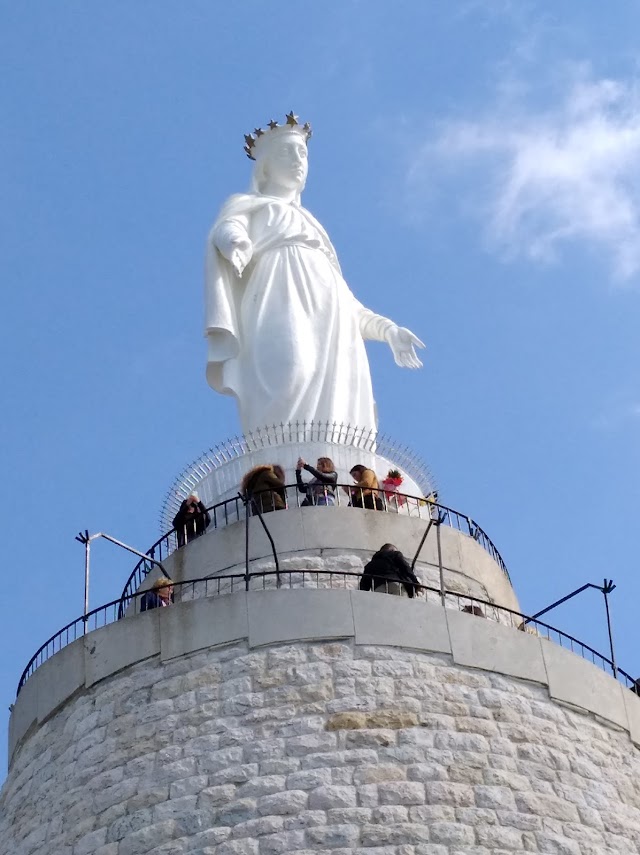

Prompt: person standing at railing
xmin=345 ymin=464 xmax=384 ymax=511
xmin=173 ymin=492 xmax=211 ymax=547
xmin=296 ymin=457 xmax=338 ymax=506
xmin=241 ymin=464 xmax=287 ymax=514
xmin=140 ymin=577 xmax=174 ymax=611
xmin=359 ymin=543 xmax=420 ymax=597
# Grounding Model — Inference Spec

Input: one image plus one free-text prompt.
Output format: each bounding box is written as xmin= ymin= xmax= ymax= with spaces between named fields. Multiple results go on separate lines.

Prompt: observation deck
xmin=10 ymin=577 xmax=640 ymax=772
xmin=9 ymin=429 xmax=639 ymax=775
xmin=10 ymin=493 xmax=639 ymax=770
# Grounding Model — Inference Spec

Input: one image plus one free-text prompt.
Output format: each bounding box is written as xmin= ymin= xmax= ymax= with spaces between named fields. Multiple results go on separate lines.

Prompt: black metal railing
xmin=17 ymin=569 xmax=636 ymax=697
xmin=118 ymin=487 xmax=509 ymax=611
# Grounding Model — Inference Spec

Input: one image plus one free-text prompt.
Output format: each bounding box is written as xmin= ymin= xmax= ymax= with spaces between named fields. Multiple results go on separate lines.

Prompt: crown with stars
xmin=244 ymin=111 xmax=312 ymax=160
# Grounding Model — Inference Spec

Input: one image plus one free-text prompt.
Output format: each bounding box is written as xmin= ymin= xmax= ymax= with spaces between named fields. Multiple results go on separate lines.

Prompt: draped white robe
xmin=205 ymin=193 xmax=394 ymax=436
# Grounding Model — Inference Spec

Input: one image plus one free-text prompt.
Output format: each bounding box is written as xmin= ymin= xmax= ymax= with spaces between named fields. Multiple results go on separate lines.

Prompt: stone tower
xmin=2 ymin=430 xmax=640 ymax=855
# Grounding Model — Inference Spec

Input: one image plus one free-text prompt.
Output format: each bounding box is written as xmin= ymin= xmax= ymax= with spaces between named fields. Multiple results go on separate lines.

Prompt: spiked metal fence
xmin=159 ymin=422 xmax=437 ymax=532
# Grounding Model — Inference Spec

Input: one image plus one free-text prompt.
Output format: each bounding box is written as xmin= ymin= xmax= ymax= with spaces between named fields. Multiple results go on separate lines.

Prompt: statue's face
xmin=263 ymin=133 xmax=308 ymax=191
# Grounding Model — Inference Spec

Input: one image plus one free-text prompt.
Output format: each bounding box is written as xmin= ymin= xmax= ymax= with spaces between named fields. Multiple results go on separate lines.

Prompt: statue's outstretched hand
xmin=229 ymin=238 xmax=253 ymax=277
xmin=386 ymin=325 xmax=425 ymax=369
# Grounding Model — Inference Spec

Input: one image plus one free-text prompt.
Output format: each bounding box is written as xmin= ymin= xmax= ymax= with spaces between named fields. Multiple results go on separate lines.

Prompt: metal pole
xmin=523 ymin=577 xmax=618 ymax=674
xmin=524 ymin=581 xmax=616 ymax=626
xmin=242 ymin=494 xmax=251 ymax=591
xmin=83 ymin=531 xmax=90 ymax=634
xmin=252 ymin=503 xmax=281 ymax=587
xmin=410 ymin=518 xmax=434 ymax=573
xmin=436 ymin=519 xmax=445 ymax=607
xmin=77 ymin=530 xmax=171 ymax=621
xmin=94 ymin=533 xmax=169 ymax=577
xmin=602 ymin=578 xmax=617 ymax=678
xmin=525 ymin=583 xmax=593 ymax=624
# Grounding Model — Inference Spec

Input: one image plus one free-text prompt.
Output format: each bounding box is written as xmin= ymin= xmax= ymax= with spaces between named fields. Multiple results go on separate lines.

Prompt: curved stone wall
xmin=3 ymin=592 xmax=640 ymax=854
xmin=162 ymin=506 xmax=517 ymax=613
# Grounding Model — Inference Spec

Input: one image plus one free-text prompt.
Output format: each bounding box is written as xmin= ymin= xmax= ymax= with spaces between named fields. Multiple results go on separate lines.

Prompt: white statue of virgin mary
xmin=204 ymin=113 xmax=424 ymax=436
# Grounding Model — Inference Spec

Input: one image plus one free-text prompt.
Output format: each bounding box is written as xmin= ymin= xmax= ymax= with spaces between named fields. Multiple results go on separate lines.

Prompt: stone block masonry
xmin=2 ymin=638 xmax=640 ymax=854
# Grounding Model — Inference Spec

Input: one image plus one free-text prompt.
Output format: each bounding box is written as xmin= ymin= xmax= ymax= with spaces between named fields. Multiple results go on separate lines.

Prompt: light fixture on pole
xmin=75 ymin=531 xmax=170 ymax=632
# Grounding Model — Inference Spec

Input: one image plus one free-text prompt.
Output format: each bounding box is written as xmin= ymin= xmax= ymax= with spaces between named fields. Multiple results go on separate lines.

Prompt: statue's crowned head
xmin=246 ymin=112 xmax=312 ymax=200
xmin=243 ymin=111 xmax=312 ymax=161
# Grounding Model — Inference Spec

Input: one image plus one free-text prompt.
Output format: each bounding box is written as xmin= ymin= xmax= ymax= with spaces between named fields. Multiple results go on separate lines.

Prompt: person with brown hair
xmin=296 ymin=457 xmax=338 ymax=506
xmin=241 ymin=464 xmax=287 ymax=514
xmin=346 ymin=464 xmax=384 ymax=510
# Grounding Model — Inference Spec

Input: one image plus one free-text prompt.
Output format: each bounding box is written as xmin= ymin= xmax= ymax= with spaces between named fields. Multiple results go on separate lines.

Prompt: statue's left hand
xmin=385 ymin=326 xmax=425 ymax=369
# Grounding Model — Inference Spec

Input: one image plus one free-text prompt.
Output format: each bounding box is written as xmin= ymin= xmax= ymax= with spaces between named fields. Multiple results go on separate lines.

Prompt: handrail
xmin=17 ymin=569 xmax=636 ymax=697
xmin=117 ymin=487 xmax=510 ymax=612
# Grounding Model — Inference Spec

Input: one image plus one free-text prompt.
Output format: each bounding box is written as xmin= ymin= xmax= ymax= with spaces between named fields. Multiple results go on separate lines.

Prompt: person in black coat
xmin=173 ymin=492 xmax=211 ymax=547
xmin=360 ymin=543 xmax=420 ymax=597
xmin=296 ymin=457 xmax=338 ymax=506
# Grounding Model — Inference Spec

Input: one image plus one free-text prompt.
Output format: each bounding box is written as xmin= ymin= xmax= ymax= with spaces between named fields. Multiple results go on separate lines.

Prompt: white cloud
xmin=413 ymin=73 xmax=640 ymax=280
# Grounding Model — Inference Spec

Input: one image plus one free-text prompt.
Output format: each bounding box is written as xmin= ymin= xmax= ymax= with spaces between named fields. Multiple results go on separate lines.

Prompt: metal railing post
xmin=410 ymin=519 xmax=434 ymax=573
xmin=84 ymin=536 xmax=90 ymax=633
xmin=435 ymin=516 xmax=445 ymax=607
xmin=75 ymin=530 xmax=91 ymax=635
xmin=250 ymin=499 xmax=281 ymax=588
xmin=240 ymin=493 xmax=251 ymax=591
xmin=602 ymin=579 xmax=617 ymax=678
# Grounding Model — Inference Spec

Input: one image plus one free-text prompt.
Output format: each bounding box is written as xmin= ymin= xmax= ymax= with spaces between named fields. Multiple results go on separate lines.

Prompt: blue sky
xmin=2 ymin=1 xmax=640 ymax=777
